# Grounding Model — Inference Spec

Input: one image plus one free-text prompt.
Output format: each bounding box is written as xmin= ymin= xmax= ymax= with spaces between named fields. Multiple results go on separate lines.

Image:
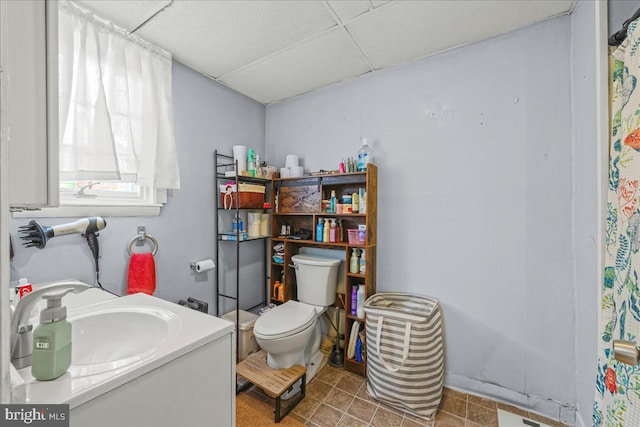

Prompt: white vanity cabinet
xmin=1 ymin=0 xmax=59 ymax=209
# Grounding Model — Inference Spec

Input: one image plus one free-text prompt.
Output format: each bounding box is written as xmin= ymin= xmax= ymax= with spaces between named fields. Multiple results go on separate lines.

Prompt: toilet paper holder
xmin=190 ymin=259 xmax=216 ymax=273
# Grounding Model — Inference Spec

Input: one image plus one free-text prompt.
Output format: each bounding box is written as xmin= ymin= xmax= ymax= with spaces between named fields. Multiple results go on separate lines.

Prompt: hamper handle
xmin=375 ymin=316 xmax=411 ymax=372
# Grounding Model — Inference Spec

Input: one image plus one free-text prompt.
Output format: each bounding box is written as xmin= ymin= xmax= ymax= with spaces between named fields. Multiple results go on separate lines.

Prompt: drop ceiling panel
xmin=327 ymin=1 xmax=372 ymax=23
xmin=135 ymin=0 xmax=338 ymax=77
xmin=221 ymin=28 xmax=371 ymax=104
xmin=347 ymin=0 xmax=574 ymax=69
xmin=74 ymin=0 xmax=169 ymax=31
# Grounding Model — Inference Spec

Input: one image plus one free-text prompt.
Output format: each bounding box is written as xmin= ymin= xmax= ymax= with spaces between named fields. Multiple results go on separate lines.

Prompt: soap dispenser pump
xmin=32 ymin=288 xmax=74 ymax=381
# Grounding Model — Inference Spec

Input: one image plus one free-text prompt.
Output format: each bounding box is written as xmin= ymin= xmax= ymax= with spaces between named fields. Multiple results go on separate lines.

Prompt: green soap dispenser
xmin=32 ymin=289 xmax=74 ymax=381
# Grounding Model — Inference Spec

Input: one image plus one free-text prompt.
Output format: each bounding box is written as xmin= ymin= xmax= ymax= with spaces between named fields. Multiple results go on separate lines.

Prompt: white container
xmin=232 ymin=145 xmax=247 ymax=174
xmin=291 ymin=166 xmax=304 ymax=177
xmin=291 ymin=254 xmax=341 ymax=306
xmin=280 ymin=167 xmax=291 ymax=178
xmin=285 ymin=154 xmax=299 ymax=168
xmin=221 ymin=309 xmax=259 ymax=360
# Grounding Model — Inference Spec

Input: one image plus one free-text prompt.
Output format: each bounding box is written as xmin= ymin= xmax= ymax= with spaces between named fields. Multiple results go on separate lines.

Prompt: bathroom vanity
xmin=11 ymin=290 xmax=235 ymax=427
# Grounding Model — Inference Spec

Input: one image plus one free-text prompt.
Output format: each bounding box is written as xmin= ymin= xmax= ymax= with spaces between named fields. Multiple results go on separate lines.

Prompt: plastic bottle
xmin=278 ymin=283 xmax=285 ymax=301
xmin=359 ymin=249 xmax=366 ymax=275
xmin=351 ymin=286 xmax=358 ymax=315
xmin=337 ymin=219 xmax=343 ymax=242
xmin=273 ymin=281 xmax=281 ymax=299
xmin=357 ymin=137 xmax=373 ymax=172
xmin=359 ymin=188 xmax=366 ymax=214
xmin=17 ymin=278 xmax=32 ymax=299
xmin=352 ymin=192 xmax=359 ymax=214
xmin=32 ymin=289 xmax=74 ymax=381
xmin=233 ymin=215 xmax=243 ymax=232
xmin=316 ymin=218 xmax=324 ymax=242
xmin=330 ymin=190 xmax=337 ymax=213
xmin=329 ymin=218 xmax=337 ymax=243
xmin=323 ymin=218 xmax=330 ymax=242
xmin=350 ymin=249 xmax=359 ymax=274
xmin=247 ymin=148 xmax=256 ymax=177
xmin=356 ymin=285 xmax=365 ymax=318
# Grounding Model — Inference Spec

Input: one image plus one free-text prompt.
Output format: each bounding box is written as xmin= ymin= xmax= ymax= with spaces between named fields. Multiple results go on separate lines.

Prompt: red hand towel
xmin=127 ymin=253 xmax=156 ymax=295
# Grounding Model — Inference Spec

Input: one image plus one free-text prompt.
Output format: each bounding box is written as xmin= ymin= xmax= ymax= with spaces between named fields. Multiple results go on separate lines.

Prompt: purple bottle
xmin=351 ymin=286 xmax=358 ymax=315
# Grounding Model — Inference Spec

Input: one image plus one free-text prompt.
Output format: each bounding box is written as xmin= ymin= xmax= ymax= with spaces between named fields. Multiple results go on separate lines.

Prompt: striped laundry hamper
xmin=363 ymin=293 xmax=444 ymax=420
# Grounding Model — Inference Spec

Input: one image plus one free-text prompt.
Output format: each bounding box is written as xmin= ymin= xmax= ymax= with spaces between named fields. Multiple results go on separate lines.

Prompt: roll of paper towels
xmin=194 ymin=259 xmax=215 ymax=273
xmin=291 ymin=166 xmax=304 ymax=177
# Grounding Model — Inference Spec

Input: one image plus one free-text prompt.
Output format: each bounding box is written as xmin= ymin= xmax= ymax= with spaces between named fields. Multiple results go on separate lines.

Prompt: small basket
xmin=348 ymin=229 xmax=365 ymax=245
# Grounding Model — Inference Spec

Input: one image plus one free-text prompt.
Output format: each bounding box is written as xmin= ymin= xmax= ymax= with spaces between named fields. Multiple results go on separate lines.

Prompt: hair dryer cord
xmin=85 ymin=232 xmax=103 ymax=290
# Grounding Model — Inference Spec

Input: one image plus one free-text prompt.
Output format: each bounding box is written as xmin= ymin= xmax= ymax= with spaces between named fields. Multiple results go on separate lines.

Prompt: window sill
xmin=12 ymin=204 xmax=161 ymax=218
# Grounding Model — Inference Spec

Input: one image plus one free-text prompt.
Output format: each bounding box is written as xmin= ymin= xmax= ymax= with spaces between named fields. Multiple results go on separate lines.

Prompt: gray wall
xmin=609 ymin=0 xmax=639 ymax=37
xmin=10 ymin=61 xmax=267 ymax=315
xmin=266 ymin=14 xmax=590 ymax=424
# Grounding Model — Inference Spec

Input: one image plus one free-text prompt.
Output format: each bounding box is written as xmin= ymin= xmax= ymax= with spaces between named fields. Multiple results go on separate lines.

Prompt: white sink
xmin=68 ymin=305 xmax=180 ymax=377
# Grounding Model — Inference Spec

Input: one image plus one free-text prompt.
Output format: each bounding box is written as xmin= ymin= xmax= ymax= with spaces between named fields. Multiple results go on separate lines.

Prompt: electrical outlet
xmin=187 ymin=297 xmax=208 ymax=313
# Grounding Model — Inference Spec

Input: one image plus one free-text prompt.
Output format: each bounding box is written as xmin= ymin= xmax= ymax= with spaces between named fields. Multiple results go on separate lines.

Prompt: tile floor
xmin=242 ymin=364 xmax=567 ymax=427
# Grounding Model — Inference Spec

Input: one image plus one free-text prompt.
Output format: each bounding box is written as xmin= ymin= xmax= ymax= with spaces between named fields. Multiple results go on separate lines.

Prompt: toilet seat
xmin=254 ymin=301 xmax=316 ymax=340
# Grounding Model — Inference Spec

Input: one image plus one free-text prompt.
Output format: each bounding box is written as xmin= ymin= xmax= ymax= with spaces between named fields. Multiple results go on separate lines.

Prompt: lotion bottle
xmin=329 ymin=218 xmax=337 ymax=242
xmin=323 ymin=218 xmax=330 ymax=242
xmin=32 ymin=289 xmax=74 ymax=381
xmin=350 ymin=249 xmax=359 ymax=274
xmin=316 ymin=218 xmax=324 ymax=242
xmin=359 ymin=249 xmax=366 ymax=275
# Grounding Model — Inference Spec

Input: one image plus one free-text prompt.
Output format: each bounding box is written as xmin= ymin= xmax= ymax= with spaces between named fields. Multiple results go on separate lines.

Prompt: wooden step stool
xmin=236 ymin=350 xmax=307 ymax=423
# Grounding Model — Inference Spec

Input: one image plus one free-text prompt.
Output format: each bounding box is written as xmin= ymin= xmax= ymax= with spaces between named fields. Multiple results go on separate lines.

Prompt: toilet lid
xmin=254 ymin=301 xmax=316 ymax=340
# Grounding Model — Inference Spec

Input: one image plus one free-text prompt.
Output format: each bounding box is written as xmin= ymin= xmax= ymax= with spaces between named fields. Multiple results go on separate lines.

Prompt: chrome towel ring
xmin=127 ymin=227 xmax=158 ymax=256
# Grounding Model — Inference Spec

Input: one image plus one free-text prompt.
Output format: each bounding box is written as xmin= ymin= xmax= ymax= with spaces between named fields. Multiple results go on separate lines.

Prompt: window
xmin=24 ymin=1 xmax=180 ymax=217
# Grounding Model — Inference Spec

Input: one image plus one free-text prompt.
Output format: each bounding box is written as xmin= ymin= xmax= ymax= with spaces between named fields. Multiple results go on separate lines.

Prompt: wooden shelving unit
xmin=269 ymin=165 xmax=377 ymax=376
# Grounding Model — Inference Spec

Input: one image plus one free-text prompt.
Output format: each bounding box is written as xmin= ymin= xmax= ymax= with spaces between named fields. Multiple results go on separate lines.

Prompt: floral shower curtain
xmin=594 ymin=19 xmax=640 ymax=427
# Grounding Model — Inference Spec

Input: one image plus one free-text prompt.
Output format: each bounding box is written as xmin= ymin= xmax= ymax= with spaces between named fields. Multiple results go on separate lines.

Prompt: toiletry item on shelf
xmin=233 ymin=215 xmax=243 ymax=232
xmin=316 ymin=218 xmax=324 ymax=242
xmin=351 ymin=286 xmax=358 ymax=315
xmin=356 ymin=284 xmax=365 ymax=318
xmin=350 ymin=249 xmax=359 ymax=274
xmin=330 ymin=190 xmax=337 ymax=213
xmin=359 ymin=249 xmax=366 ymax=275
xmin=323 ymin=218 xmax=330 ymax=242
xmin=277 ymin=282 xmax=285 ymax=301
xmin=329 ymin=219 xmax=337 ymax=242
xmin=337 ymin=219 xmax=343 ymax=242
xmin=339 ymin=159 xmax=345 ymax=174
xmin=17 ymin=278 xmax=32 ymax=298
xmin=336 ymin=203 xmax=343 ymax=214
xmin=32 ymin=289 xmax=74 ymax=381
xmin=358 ymin=224 xmax=366 ymax=243
xmin=273 ymin=281 xmax=281 ymax=299
xmin=247 ymin=148 xmax=256 ymax=177
xmin=322 ymin=199 xmax=330 ymax=213
xmin=359 ymin=188 xmax=366 ymax=214
xmin=352 ymin=192 xmax=359 ymax=213
xmin=357 ymin=137 xmax=373 ymax=172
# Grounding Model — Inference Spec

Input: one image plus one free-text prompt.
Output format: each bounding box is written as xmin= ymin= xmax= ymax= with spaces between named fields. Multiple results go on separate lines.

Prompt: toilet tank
xmin=291 ymin=254 xmax=341 ymax=306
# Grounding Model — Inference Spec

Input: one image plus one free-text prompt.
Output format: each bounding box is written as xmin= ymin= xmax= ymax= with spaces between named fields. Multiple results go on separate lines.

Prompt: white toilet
xmin=254 ymin=254 xmax=341 ymax=395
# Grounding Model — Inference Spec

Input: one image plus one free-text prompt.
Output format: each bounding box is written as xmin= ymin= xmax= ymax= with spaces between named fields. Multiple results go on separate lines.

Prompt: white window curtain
xmin=58 ymin=1 xmax=180 ymax=190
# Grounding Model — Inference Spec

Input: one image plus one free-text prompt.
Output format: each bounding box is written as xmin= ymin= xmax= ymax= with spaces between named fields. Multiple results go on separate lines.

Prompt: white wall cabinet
xmin=1 ymin=0 xmax=58 ymax=209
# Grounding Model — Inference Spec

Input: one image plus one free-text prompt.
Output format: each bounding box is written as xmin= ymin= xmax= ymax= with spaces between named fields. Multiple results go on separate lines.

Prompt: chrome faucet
xmin=10 ymin=280 xmax=92 ymax=369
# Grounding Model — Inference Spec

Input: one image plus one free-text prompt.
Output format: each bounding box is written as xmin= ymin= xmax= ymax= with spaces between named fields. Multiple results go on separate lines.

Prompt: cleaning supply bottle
xmin=273 ymin=281 xmax=281 ymax=299
xmin=323 ymin=218 xmax=330 ymax=243
xmin=356 ymin=284 xmax=365 ymax=318
xmin=350 ymin=249 xmax=359 ymax=274
xmin=32 ymin=289 xmax=74 ymax=381
xmin=329 ymin=218 xmax=337 ymax=243
xmin=351 ymin=286 xmax=358 ymax=315
xmin=278 ymin=282 xmax=285 ymax=301
xmin=359 ymin=249 xmax=366 ymax=275
xmin=357 ymin=137 xmax=373 ymax=171
xmin=316 ymin=218 xmax=324 ymax=242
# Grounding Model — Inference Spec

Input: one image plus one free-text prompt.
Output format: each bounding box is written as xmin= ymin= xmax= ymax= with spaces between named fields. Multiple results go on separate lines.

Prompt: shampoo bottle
xmin=323 ymin=218 xmax=330 ymax=242
xmin=329 ymin=218 xmax=337 ymax=242
xmin=356 ymin=285 xmax=365 ymax=318
xmin=359 ymin=249 xmax=366 ymax=275
xmin=316 ymin=218 xmax=324 ymax=242
xmin=32 ymin=289 xmax=74 ymax=381
xmin=350 ymin=249 xmax=359 ymax=274
xmin=351 ymin=286 xmax=358 ymax=315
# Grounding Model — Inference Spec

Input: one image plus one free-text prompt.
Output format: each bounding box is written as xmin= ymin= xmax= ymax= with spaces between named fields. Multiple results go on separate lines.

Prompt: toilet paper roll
xmin=280 ymin=167 xmax=291 ymax=178
xmin=194 ymin=259 xmax=215 ymax=273
xmin=291 ymin=166 xmax=304 ymax=177
xmin=232 ymin=145 xmax=247 ymax=173
xmin=285 ymin=154 xmax=299 ymax=168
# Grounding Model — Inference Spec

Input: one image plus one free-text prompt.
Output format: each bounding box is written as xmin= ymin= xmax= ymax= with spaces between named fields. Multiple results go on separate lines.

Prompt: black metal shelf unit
xmin=214 ymin=150 xmax=271 ymax=364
